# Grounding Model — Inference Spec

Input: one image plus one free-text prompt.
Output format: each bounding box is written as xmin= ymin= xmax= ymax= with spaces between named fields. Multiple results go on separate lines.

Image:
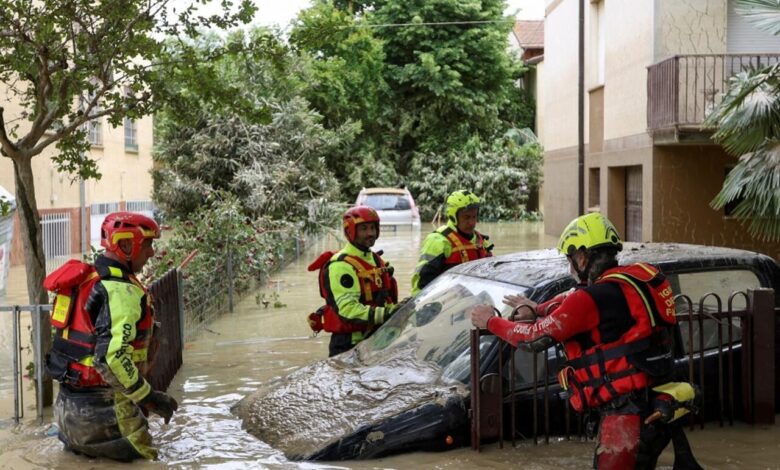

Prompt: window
xmin=79 ymin=92 xmax=102 ymax=146
xmin=672 ymin=269 xmax=761 ymax=353
xmin=86 ymin=119 xmax=102 ymax=146
xmin=590 ymin=0 xmax=606 ymax=86
xmin=124 ymin=117 xmax=138 ymax=151
xmin=588 ymin=167 xmax=601 ymax=210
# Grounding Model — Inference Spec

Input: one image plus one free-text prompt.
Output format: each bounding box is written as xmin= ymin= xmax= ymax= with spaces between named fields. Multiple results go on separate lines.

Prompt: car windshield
xmin=356 ymin=273 xmax=531 ymax=384
xmin=363 ymin=194 xmax=410 ymax=211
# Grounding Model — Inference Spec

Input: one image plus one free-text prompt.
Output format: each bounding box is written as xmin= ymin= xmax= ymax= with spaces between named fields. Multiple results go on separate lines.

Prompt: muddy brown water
xmin=1 ymin=222 xmax=779 ymax=469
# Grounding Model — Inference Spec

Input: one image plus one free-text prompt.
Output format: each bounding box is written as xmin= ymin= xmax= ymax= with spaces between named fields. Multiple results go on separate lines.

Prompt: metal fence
xmin=647 ymin=54 xmax=780 ymax=130
xmin=41 ymin=212 xmax=71 ymax=272
xmin=180 ymin=233 xmax=307 ymax=342
xmin=469 ymin=288 xmax=777 ymax=450
xmin=0 ymin=305 xmax=51 ymax=423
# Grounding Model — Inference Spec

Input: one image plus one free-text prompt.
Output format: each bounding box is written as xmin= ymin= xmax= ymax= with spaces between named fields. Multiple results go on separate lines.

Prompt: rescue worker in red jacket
xmin=45 ymin=212 xmax=178 ymax=461
xmin=311 ymin=206 xmax=399 ymax=356
xmin=470 ymin=212 xmax=702 ymax=470
xmin=411 ymin=190 xmax=493 ymax=295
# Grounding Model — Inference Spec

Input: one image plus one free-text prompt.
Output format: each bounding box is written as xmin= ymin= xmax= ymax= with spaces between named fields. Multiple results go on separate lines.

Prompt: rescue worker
xmin=309 ymin=206 xmax=399 ymax=356
xmin=45 ymin=212 xmax=178 ymax=461
xmin=411 ymin=190 xmax=493 ymax=295
xmin=470 ymin=212 xmax=702 ymax=470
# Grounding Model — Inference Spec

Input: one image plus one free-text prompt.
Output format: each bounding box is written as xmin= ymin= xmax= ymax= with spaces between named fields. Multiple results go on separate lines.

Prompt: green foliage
xmin=290 ymin=0 xmax=539 ymax=210
xmin=706 ymin=0 xmax=780 ymax=241
xmin=0 ymin=0 xmax=255 ymax=304
xmin=0 ymin=0 xmax=255 ymax=174
xmin=290 ymin=2 xmax=392 ymax=197
xmin=407 ymin=131 xmax=544 ymax=221
xmin=369 ymin=0 xmax=521 ymax=151
xmin=146 ymin=192 xmax=303 ymax=293
xmin=0 ymin=196 xmax=10 ymax=217
xmin=153 ymin=30 xmax=350 ymax=230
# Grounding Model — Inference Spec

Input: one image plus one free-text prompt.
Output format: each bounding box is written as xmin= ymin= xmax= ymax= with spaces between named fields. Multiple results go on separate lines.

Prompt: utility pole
xmin=80 ymin=178 xmax=87 ymax=255
xmin=578 ymin=0 xmax=585 ymax=215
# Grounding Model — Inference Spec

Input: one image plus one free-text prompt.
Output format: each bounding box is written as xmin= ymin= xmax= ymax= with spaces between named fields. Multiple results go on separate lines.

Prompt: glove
xmin=140 ymin=390 xmax=179 ymax=424
xmin=383 ymin=304 xmax=399 ymax=322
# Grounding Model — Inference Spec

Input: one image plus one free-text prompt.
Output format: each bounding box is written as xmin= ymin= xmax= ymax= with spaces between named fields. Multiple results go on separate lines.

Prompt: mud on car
xmin=235 ymin=243 xmax=780 ymax=460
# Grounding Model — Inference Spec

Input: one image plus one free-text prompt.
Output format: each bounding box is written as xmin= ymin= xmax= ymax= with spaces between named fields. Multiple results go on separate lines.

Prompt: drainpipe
xmin=578 ymin=0 xmax=585 ymax=215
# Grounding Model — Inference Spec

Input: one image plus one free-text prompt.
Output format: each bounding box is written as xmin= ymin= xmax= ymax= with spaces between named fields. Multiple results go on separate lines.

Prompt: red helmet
xmin=343 ymin=206 xmax=380 ymax=243
xmin=101 ymin=212 xmax=160 ymax=261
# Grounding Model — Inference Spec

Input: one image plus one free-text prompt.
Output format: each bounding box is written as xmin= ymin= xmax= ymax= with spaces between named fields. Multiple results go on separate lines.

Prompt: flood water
xmin=1 ymin=221 xmax=779 ymax=469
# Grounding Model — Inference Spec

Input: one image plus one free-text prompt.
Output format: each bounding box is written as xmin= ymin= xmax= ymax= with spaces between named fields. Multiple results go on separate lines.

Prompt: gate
xmin=41 ymin=212 xmax=71 ymax=271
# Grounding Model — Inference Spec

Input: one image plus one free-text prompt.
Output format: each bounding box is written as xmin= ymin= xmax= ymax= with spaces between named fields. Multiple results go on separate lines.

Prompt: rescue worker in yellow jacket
xmin=411 ymin=190 xmax=493 ymax=295
xmin=309 ymin=206 xmax=399 ymax=356
xmin=45 ymin=212 xmax=178 ymax=461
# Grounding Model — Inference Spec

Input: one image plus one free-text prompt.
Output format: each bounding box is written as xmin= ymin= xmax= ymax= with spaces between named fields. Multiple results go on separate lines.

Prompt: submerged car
xmin=355 ymin=187 xmax=421 ymax=227
xmin=235 ymin=243 xmax=780 ymax=460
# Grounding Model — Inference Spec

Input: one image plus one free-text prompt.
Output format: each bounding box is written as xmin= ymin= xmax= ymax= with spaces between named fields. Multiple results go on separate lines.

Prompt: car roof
xmin=450 ymin=242 xmax=780 ymax=291
xmin=360 ymin=187 xmax=408 ymax=195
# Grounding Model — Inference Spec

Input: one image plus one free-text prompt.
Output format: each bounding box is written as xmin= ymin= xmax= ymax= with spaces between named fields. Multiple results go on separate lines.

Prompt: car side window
xmin=672 ymin=269 xmax=761 ymax=353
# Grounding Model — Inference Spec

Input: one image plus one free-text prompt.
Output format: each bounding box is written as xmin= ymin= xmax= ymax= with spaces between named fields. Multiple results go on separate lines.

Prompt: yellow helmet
xmin=558 ymin=212 xmax=622 ymax=256
xmin=446 ymin=190 xmax=480 ymax=224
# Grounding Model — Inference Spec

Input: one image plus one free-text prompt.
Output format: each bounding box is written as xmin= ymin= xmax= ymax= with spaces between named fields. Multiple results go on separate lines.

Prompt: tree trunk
xmin=12 ymin=155 xmax=53 ymax=406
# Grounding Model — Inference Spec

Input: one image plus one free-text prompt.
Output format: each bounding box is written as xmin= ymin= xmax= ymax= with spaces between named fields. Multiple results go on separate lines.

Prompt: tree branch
xmin=0 ymin=107 xmax=20 ymax=158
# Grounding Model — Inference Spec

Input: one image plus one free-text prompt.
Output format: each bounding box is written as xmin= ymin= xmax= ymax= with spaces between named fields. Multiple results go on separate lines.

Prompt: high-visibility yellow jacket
xmin=89 ymin=257 xmax=155 ymax=404
xmin=323 ymin=242 xmax=397 ymax=346
xmin=411 ymin=222 xmax=493 ymax=295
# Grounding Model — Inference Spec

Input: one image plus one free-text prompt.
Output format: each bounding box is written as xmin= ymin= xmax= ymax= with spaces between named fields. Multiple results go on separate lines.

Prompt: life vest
xmin=307 ymin=250 xmax=398 ymax=334
xmin=557 ymin=263 xmax=677 ymax=412
xmin=438 ymin=226 xmax=491 ymax=268
xmin=43 ymin=259 xmax=154 ymax=388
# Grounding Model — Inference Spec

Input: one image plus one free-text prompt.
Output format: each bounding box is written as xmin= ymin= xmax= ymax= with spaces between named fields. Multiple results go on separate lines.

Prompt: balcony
xmin=647 ymin=54 xmax=780 ymax=145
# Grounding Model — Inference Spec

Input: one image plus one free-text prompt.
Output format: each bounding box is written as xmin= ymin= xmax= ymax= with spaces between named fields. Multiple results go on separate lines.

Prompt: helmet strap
xmin=569 ymin=251 xmax=593 ymax=284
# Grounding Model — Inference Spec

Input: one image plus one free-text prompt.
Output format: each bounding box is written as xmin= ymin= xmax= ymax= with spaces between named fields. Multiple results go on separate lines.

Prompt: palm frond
xmin=736 ymin=0 xmax=780 ymax=36
xmin=706 ymin=64 xmax=780 ymax=156
xmin=711 ymin=142 xmax=780 ymax=241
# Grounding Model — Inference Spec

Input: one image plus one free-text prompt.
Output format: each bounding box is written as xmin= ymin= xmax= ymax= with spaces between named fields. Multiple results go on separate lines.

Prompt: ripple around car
xmin=355 ymin=187 xmax=421 ymax=227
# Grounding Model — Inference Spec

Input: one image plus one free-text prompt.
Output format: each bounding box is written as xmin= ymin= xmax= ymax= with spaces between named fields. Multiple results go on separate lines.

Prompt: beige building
xmin=539 ymin=0 xmax=780 ymax=260
xmin=0 ymin=86 xmax=155 ymax=266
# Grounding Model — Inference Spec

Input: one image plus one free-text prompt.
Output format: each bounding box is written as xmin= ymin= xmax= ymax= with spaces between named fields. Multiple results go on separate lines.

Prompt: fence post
xmin=12 ymin=306 xmax=20 ymax=423
xmin=33 ymin=305 xmax=45 ymax=422
xmin=227 ymin=246 xmax=234 ymax=313
xmin=470 ymin=329 xmax=480 ymax=451
xmin=177 ymin=269 xmax=185 ymax=345
xmin=747 ymin=288 xmax=775 ymax=425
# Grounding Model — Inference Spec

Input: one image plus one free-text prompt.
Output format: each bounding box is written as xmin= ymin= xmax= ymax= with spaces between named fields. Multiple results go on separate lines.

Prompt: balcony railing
xmin=647 ymin=54 xmax=780 ymax=134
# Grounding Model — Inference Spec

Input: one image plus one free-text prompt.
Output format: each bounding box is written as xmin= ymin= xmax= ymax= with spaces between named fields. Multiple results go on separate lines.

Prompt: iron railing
xmin=647 ymin=54 xmax=780 ymax=131
xmin=0 ymin=305 xmax=50 ymax=423
xmin=469 ymin=288 xmax=777 ymax=450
